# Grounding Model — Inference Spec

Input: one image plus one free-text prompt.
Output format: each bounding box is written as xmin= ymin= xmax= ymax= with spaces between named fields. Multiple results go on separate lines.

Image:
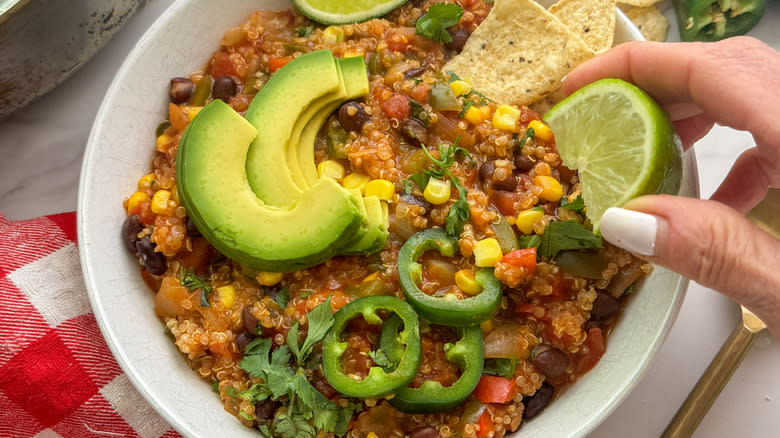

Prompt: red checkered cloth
xmin=0 ymin=213 xmax=182 ymax=438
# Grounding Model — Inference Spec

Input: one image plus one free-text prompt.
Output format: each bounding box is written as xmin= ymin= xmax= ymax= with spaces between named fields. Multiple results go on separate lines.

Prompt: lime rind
xmin=544 ymin=78 xmax=682 ymax=234
xmin=292 ymin=0 xmax=409 ymax=24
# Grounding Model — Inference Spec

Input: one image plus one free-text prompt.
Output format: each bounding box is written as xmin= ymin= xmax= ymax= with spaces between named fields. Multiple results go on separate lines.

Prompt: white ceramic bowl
xmin=78 ymin=2 xmax=699 ymax=437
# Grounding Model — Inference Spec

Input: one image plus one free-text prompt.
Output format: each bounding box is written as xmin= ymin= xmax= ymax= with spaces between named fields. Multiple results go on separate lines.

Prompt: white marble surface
xmin=1 ymin=1 xmax=778 ymax=437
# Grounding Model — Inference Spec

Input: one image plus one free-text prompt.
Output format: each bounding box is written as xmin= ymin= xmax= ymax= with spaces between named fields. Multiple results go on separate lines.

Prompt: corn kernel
xmin=423 ymin=177 xmax=451 ymax=205
xmin=534 ymin=175 xmax=563 ymax=202
xmin=480 ymin=318 xmax=494 ymax=333
xmin=185 ymin=106 xmax=203 ymax=121
xmin=516 ymin=209 xmax=545 ymax=235
xmin=126 ymin=191 xmax=149 ymax=213
xmin=155 ymin=133 xmax=172 ymax=151
xmin=256 ymin=271 xmax=283 ymax=286
xmin=367 ymin=433 xmax=379 ymax=438
xmin=343 ymin=173 xmax=371 ymax=192
xmin=138 ymin=173 xmax=155 ymax=190
xmin=217 ymin=285 xmax=236 ymax=308
xmin=450 ymin=80 xmax=472 ymax=96
xmin=151 ymin=190 xmax=172 ymax=214
xmin=318 ymin=160 xmax=345 ymax=181
xmin=323 ymin=26 xmax=344 ymax=44
xmin=364 ymin=179 xmax=395 ymax=201
xmin=528 ymin=119 xmax=553 ymax=142
xmin=363 ymin=272 xmax=380 ymax=283
xmin=464 ymin=105 xmax=484 ymax=125
xmin=455 ymin=269 xmax=482 ymax=295
xmin=492 ymin=104 xmax=521 ymax=132
xmin=474 ymin=238 xmax=503 ymax=267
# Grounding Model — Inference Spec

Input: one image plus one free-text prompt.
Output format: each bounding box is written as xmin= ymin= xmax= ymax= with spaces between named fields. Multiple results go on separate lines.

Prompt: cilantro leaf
xmin=403 ymin=179 xmax=413 ymax=195
xmin=409 ymin=172 xmax=430 ymax=192
xmin=368 ymin=349 xmax=392 ymax=369
xmin=295 ymin=25 xmax=314 ymax=37
xmin=514 ymin=127 xmax=535 ymax=150
xmin=409 ymin=99 xmax=431 ymax=126
xmin=286 ymin=322 xmax=302 ymax=364
xmin=274 ymin=410 xmax=316 ymax=438
xmin=518 ymin=234 xmax=541 ymax=249
xmin=178 ymin=267 xmax=213 ymax=307
xmin=445 ymin=191 xmax=470 ymax=237
xmin=299 ymin=297 xmax=334 ymax=362
xmin=560 ymin=195 xmax=586 ymax=214
xmin=275 ymin=287 xmax=290 ymax=309
xmin=538 ymin=221 xmax=603 ymax=258
xmin=416 ymin=3 xmax=464 ymax=44
xmin=483 ymin=358 xmax=518 ymax=379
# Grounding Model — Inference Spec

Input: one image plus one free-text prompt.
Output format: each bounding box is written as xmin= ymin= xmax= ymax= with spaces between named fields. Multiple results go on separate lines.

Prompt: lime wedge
xmin=292 ymin=0 xmax=409 ymax=24
xmin=544 ymin=78 xmax=683 ymax=233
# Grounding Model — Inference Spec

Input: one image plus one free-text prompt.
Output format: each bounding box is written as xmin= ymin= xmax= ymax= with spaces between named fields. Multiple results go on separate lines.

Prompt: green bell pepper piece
xmin=322 ymin=296 xmax=422 ymax=399
xmin=672 ymin=0 xmax=767 ymax=42
xmin=397 ymin=228 xmax=502 ymax=327
xmin=382 ymin=318 xmax=484 ymax=413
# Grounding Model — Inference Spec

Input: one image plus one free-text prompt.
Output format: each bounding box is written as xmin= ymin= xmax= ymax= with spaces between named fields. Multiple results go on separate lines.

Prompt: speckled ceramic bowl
xmin=78 ymin=1 xmax=698 ymax=436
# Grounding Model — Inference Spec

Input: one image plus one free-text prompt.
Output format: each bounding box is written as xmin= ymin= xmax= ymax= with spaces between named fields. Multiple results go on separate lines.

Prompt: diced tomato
xmin=210 ymin=51 xmax=236 ymax=78
xmin=385 ymin=27 xmax=416 ymax=52
xmin=474 ymin=375 xmax=518 ymax=404
xmin=128 ymin=201 xmax=155 ymax=226
xmin=268 ymin=55 xmax=293 ymax=73
xmin=477 ymin=409 xmax=494 ymax=438
xmin=379 ymin=93 xmax=410 ymax=120
xmin=410 ymin=82 xmax=430 ymax=104
xmin=520 ymin=106 xmax=542 ymax=123
xmin=579 ymin=327 xmax=606 ymax=373
xmin=492 ymin=190 xmax=520 ymax=216
xmin=501 ymin=248 xmax=537 ymax=276
xmin=549 ymin=270 xmax=570 ymax=300
xmin=176 ymin=237 xmax=214 ymax=275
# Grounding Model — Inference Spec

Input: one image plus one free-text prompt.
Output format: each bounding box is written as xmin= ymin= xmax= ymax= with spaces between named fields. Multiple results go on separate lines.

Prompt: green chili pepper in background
xmin=322 ymin=296 xmax=421 ymax=399
xmin=189 ymin=74 xmax=212 ymax=106
xmin=398 ymin=228 xmax=502 ymax=327
xmin=384 ymin=322 xmax=484 ymax=413
xmin=672 ymin=0 xmax=767 ymax=42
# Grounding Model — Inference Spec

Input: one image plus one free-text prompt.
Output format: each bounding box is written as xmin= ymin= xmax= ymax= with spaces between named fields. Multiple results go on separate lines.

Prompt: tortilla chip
xmin=625 ymin=6 xmax=669 ymax=41
xmin=443 ymin=0 xmax=594 ymax=107
xmin=529 ymin=87 xmax=566 ymax=116
xmin=549 ymin=0 xmax=616 ymax=54
xmin=616 ymin=0 xmax=663 ymax=7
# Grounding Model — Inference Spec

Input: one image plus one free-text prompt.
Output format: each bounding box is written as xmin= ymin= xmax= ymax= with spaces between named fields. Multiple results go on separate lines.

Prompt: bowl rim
xmin=77 ymin=2 xmax=696 ymax=437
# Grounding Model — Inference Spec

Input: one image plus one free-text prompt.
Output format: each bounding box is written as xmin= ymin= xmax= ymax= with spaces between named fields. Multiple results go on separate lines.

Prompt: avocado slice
xmin=341 ymin=194 xmax=389 ymax=255
xmin=177 ymin=99 xmax=363 ymax=272
xmin=298 ymin=56 xmax=370 ymax=187
xmin=244 ymin=50 xmax=343 ymax=207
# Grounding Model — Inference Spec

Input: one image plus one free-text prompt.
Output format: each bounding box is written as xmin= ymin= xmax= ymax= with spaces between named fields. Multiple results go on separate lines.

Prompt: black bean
xmin=135 ymin=236 xmax=167 ymax=275
xmin=169 ymin=77 xmax=194 ymax=104
xmin=478 ymin=160 xmax=496 ymax=182
xmin=243 ymin=306 xmax=259 ymax=335
xmin=122 ymin=214 xmax=143 ymax=253
xmin=185 ymin=217 xmax=201 ymax=237
xmin=399 ymin=193 xmax=433 ymax=211
xmin=235 ymin=331 xmax=255 ymax=352
xmin=514 ymin=154 xmax=536 ymax=172
xmin=590 ymin=292 xmax=620 ymax=323
xmin=399 ymin=118 xmax=428 ymax=146
xmin=254 ymin=399 xmax=278 ymax=420
xmin=493 ymin=174 xmax=518 ymax=191
xmin=338 ymin=101 xmax=370 ymax=132
xmin=409 ymin=426 xmax=439 ymax=438
xmin=532 ymin=345 xmax=569 ymax=378
xmin=523 ymin=382 xmax=554 ymax=419
xmin=404 ymin=67 xmax=426 ymax=80
xmin=212 ymin=76 xmax=238 ymax=101
xmin=446 ymin=25 xmax=470 ymax=52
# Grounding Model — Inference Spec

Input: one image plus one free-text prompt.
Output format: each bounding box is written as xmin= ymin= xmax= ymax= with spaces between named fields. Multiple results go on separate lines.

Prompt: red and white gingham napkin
xmin=0 ymin=213 xmax=182 ymax=438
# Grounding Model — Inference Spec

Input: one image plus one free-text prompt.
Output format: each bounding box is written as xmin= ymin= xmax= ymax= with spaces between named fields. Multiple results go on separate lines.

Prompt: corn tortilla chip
xmin=444 ymin=0 xmax=594 ymax=107
xmin=617 ymin=0 xmax=663 ymax=7
xmin=626 ymin=6 xmax=668 ymax=41
xmin=549 ymin=0 xmax=616 ymax=54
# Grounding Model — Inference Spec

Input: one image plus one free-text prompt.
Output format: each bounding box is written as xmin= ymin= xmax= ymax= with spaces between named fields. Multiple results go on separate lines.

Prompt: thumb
xmin=599 ymin=195 xmax=780 ymax=338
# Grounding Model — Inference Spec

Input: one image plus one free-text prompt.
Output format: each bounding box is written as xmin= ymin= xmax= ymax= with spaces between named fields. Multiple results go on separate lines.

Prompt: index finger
xmin=561 ymin=37 xmax=780 ymax=149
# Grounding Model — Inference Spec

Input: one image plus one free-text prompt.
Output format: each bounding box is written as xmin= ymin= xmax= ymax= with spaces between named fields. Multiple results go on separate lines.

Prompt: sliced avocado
xmin=177 ymin=99 xmax=363 ymax=272
xmin=299 ymin=56 xmax=370 ymax=187
xmin=244 ymin=50 xmax=342 ymax=207
xmin=341 ymin=195 xmax=389 ymax=255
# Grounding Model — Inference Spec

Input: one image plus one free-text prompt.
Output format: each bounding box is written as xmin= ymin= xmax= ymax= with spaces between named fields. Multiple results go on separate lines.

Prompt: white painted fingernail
xmin=600 ymin=208 xmax=658 ymax=256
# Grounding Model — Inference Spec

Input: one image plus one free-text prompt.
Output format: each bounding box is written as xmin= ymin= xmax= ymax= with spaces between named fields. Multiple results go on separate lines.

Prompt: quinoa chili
xmin=121 ymin=1 xmax=653 ymax=437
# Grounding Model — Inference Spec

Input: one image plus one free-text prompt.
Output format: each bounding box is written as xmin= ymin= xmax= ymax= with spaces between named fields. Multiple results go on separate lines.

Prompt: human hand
xmin=562 ymin=36 xmax=780 ymax=337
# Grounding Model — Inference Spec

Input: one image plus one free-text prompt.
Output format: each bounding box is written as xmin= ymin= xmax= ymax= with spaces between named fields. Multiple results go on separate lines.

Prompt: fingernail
xmin=600 ymin=207 xmax=659 ymax=256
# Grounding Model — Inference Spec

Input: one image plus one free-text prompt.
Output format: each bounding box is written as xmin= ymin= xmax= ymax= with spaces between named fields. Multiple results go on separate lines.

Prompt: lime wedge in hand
xmin=292 ymin=0 xmax=409 ymax=24
xmin=544 ymin=78 xmax=683 ymax=234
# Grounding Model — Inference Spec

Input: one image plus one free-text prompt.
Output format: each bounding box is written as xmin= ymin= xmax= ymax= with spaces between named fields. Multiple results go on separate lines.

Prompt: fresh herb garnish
xmin=518 ymin=234 xmax=542 ymax=249
xmin=415 ymin=3 xmax=464 ymax=44
xmin=515 ymin=127 xmax=535 ymax=149
xmin=295 ymin=25 xmax=314 ymax=37
xmin=178 ymin=267 xmax=213 ymax=307
xmin=538 ymin=221 xmax=603 ymax=259
xmin=560 ymin=195 xmax=586 ymax=214
xmin=240 ymin=298 xmax=357 ymax=437
xmin=409 ymin=143 xmax=472 ymax=237
xmin=403 ymin=179 xmax=413 ymax=195
xmin=483 ymin=358 xmax=518 ymax=379
xmin=275 ymin=287 xmax=290 ymax=309
xmin=409 ymin=99 xmax=431 ymax=126
xmin=368 ymin=349 xmax=392 ymax=369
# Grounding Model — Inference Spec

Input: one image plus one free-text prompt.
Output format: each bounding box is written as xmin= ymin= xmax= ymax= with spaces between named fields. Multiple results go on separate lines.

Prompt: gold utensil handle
xmin=661 ymin=320 xmax=761 ymax=438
